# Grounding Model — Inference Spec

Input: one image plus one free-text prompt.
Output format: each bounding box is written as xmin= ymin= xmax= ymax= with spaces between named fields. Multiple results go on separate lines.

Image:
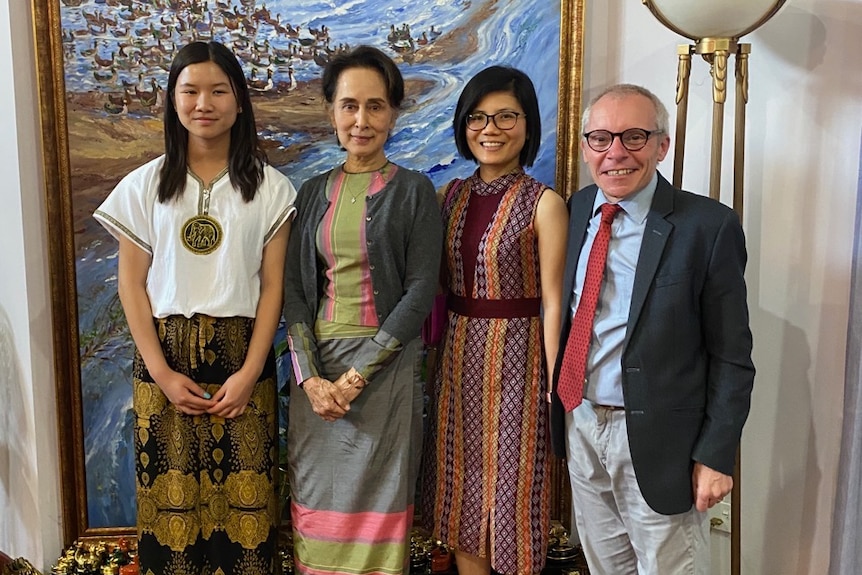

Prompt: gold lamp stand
xmin=672 ymin=38 xmax=750 ymax=218
xmin=669 ymin=35 xmax=749 ymax=575
xmin=642 ymin=2 xmax=787 ymax=574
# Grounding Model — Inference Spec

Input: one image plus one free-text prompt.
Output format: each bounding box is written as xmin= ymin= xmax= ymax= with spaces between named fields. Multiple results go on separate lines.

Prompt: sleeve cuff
xmin=286 ymin=322 xmax=321 ymax=384
xmin=354 ymin=330 xmax=402 ymax=382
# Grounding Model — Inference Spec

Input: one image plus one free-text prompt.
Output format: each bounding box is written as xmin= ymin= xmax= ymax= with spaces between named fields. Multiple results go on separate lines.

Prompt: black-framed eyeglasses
xmin=466 ymin=111 xmax=524 ymax=131
xmin=583 ymin=128 xmax=660 ymax=152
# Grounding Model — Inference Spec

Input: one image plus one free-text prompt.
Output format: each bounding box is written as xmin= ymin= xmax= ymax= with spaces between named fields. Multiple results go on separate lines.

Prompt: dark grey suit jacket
xmin=550 ymin=173 xmax=755 ymax=515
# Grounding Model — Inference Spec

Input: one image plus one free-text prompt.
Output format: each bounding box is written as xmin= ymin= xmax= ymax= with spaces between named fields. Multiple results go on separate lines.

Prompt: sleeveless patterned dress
xmin=422 ymin=169 xmax=550 ymax=575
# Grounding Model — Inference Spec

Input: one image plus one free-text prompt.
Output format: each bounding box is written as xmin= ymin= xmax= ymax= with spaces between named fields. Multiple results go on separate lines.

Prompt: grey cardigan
xmin=283 ymin=164 xmax=443 ymax=383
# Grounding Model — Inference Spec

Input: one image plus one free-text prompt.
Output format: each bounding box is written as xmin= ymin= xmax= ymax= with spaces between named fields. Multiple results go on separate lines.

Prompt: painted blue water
xmin=65 ymin=0 xmax=562 ymax=528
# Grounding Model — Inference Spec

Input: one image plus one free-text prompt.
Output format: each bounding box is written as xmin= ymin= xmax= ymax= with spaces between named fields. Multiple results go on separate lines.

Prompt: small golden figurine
xmin=2 ymin=557 xmax=43 ymax=575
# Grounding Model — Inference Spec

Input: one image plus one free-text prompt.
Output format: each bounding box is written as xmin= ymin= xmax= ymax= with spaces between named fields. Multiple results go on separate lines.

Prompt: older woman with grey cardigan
xmin=282 ymin=45 xmax=442 ymax=574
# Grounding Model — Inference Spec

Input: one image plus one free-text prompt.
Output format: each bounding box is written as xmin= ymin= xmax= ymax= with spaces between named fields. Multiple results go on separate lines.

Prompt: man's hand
xmin=155 ymin=369 xmax=216 ymax=416
xmin=692 ymin=461 xmax=733 ymax=512
xmin=302 ymin=376 xmax=350 ymax=422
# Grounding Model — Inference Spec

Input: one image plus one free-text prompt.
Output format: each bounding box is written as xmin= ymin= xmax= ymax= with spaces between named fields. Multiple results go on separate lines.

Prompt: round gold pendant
xmin=181 ymin=214 xmax=223 ymax=255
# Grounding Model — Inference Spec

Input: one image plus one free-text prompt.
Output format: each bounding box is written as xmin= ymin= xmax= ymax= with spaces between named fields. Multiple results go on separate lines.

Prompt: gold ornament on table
xmin=50 ymin=539 xmax=136 ymax=575
xmin=407 ymin=528 xmax=452 ymax=575
xmin=546 ymin=522 xmax=585 ymax=570
xmin=0 ymin=557 xmax=42 ymax=575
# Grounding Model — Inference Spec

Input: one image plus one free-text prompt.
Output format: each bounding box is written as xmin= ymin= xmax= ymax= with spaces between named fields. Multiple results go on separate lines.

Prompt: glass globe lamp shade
xmin=643 ymin=0 xmax=787 ymax=40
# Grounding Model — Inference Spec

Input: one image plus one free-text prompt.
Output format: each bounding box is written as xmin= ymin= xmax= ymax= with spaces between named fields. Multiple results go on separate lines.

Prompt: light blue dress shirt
xmin=571 ymin=173 xmax=658 ymax=406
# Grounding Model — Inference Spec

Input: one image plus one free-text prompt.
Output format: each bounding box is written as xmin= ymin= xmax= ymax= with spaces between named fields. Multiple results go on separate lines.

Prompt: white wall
xmin=1 ymin=1 xmax=859 ymax=573
xmin=0 ymin=0 xmax=63 ymax=568
xmin=585 ymin=1 xmax=862 ymax=573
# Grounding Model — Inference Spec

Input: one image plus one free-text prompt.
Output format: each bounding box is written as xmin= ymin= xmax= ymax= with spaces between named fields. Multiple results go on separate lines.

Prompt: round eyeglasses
xmin=466 ymin=111 xmax=524 ymax=131
xmin=583 ymin=128 xmax=660 ymax=152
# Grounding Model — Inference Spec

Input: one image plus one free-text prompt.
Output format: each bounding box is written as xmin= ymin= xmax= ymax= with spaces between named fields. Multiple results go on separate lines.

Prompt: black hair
xmin=158 ymin=41 xmax=266 ymax=203
xmin=453 ymin=66 xmax=541 ymax=167
xmin=321 ymin=45 xmax=404 ymax=108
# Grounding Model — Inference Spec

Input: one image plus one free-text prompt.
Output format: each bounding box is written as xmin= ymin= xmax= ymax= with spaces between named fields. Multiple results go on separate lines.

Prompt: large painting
xmin=34 ymin=0 xmax=585 ymax=541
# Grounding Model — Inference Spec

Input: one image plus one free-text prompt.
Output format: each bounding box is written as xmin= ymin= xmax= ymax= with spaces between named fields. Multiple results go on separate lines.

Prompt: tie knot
xmin=600 ymin=202 xmax=622 ymax=224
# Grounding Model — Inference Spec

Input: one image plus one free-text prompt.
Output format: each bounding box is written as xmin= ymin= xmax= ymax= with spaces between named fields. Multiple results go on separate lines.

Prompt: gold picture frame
xmin=33 ymin=0 xmax=585 ymax=543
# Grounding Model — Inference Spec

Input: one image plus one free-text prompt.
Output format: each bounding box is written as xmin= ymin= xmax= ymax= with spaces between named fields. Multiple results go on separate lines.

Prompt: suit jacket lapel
xmin=625 ymin=175 xmax=674 ymax=346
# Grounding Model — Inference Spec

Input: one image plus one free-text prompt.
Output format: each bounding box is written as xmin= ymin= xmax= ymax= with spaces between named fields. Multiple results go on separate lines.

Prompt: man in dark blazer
xmin=550 ymin=84 xmax=755 ymax=574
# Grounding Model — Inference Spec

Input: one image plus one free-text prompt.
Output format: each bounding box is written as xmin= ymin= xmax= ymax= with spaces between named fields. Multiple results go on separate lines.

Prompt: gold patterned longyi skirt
xmin=133 ymin=314 xmax=278 ymax=575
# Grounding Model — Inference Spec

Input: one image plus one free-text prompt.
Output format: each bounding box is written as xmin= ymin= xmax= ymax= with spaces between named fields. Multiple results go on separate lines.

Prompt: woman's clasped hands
xmin=302 ymin=367 xmax=367 ymax=422
xmin=155 ymin=365 xmax=260 ymax=419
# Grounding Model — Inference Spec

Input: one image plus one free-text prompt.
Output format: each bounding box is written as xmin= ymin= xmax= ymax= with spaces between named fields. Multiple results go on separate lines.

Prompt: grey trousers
xmin=564 ymin=401 xmax=710 ymax=575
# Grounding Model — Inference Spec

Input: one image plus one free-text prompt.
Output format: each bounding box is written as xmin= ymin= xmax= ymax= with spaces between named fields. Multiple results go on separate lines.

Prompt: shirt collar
xmin=592 ymin=172 xmax=658 ymax=225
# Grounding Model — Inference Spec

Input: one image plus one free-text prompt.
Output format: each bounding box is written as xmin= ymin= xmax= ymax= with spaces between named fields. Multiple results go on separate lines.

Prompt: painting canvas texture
xmin=62 ymin=0 xmax=562 ymax=528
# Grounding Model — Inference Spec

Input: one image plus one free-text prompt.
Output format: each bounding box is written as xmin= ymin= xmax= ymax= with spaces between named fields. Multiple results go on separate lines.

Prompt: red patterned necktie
xmin=558 ymin=202 xmax=622 ymax=412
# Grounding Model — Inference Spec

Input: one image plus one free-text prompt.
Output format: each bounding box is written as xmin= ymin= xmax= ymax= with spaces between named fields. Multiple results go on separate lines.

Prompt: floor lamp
xmin=640 ymin=1 xmax=787 ymax=574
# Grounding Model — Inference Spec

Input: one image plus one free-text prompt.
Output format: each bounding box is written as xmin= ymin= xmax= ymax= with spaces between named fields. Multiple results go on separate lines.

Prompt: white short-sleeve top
xmin=94 ymin=155 xmax=297 ymax=319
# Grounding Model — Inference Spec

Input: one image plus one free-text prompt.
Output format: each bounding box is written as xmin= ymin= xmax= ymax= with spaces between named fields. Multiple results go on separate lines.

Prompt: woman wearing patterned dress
xmin=94 ymin=41 xmax=297 ymax=575
xmin=422 ymin=66 xmax=569 ymax=575
xmin=282 ymin=46 xmax=442 ymax=574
